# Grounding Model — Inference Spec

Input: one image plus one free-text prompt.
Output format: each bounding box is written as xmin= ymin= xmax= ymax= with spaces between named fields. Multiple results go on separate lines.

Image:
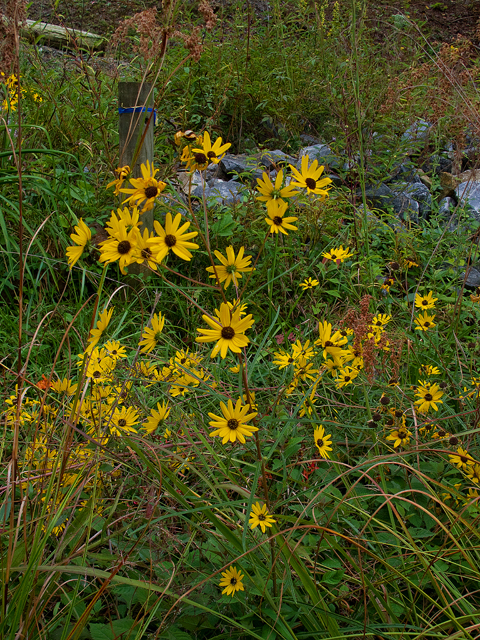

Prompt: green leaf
xmin=89 ymin=623 xmax=114 ymax=640
xmin=211 ymin=213 xmax=236 ymax=237
xmin=322 ymin=569 xmax=345 ymax=585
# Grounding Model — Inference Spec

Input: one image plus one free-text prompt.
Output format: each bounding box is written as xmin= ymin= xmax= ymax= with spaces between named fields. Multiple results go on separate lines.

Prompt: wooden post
xmin=118 ymin=82 xmax=155 ymax=234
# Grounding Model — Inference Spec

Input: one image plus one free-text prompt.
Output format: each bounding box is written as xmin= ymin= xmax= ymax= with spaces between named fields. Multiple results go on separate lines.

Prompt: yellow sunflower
xmin=190 ymin=131 xmax=231 ymax=167
xmin=196 ymin=302 xmax=254 ymax=358
xmin=119 ymin=160 xmax=166 ymax=212
xmin=414 ymin=291 xmax=438 ymax=310
xmin=386 ymin=427 xmax=412 ymax=448
xmin=208 ymin=398 xmax=258 ymax=444
xmin=289 ymin=155 xmax=332 ymax=197
xmin=109 ymin=406 xmax=139 ymax=436
xmin=98 ymin=223 xmax=139 ymax=274
xmin=256 ymin=169 xmax=298 ymax=203
xmin=219 ymin=566 xmax=245 ymax=597
xmin=133 ymin=227 xmax=158 ymax=270
xmin=147 ymin=212 xmax=199 ymax=263
xmin=414 ymin=311 xmax=436 ymax=331
xmin=414 ymin=383 xmax=443 ymax=413
xmin=143 ymin=401 xmax=171 ymax=434
xmin=66 ymin=219 xmax=91 ymax=269
xmin=449 ymin=448 xmax=475 ymax=471
xmin=313 ymin=425 xmax=333 ymax=459
xmin=86 ymin=307 xmax=114 ymax=352
xmin=206 ymin=246 xmax=254 ymax=289
xmin=106 ymin=206 xmax=141 ymax=236
xmin=300 ymin=277 xmax=319 ymax=290
xmin=249 ymin=502 xmax=276 ymax=533
xmin=138 ymin=312 xmax=166 ymax=354
xmin=265 ymin=199 xmax=298 ymax=235
xmin=321 ymin=245 xmax=354 ymax=263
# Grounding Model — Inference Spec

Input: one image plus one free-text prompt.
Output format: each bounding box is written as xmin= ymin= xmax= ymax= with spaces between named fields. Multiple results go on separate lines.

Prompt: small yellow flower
xmin=86 ymin=307 xmax=114 ymax=352
xmin=322 ymin=245 xmax=354 ymax=263
xmin=106 ymin=165 xmax=131 ymax=195
xmin=289 ymin=154 xmax=332 ymax=197
xmin=256 ymin=169 xmax=298 ymax=203
xmin=206 ymin=246 xmax=253 ymax=289
xmin=219 ymin=566 xmax=245 ymax=597
xmin=119 ymin=160 xmax=166 ymax=212
xmin=143 ymin=401 xmax=171 ymax=434
xmin=449 ymin=448 xmax=475 ymax=471
xmin=386 ymin=427 xmax=412 ymax=448
xmin=208 ymin=398 xmax=258 ymax=444
xmin=414 ymin=311 xmax=436 ymax=331
xmin=147 ymin=212 xmax=199 ymax=264
xmin=66 ymin=219 xmax=91 ymax=269
xmin=139 ymin=313 xmax=166 ymax=354
xmin=265 ymin=199 xmax=298 ymax=235
xmin=196 ymin=302 xmax=254 ymax=359
xmin=300 ymin=277 xmax=319 ymax=290
xmin=249 ymin=502 xmax=276 ymax=533
xmin=313 ymin=425 xmax=333 ymax=459
xmin=415 ymin=291 xmax=438 ymax=310
xmin=414 ymin=383 xmax=443 ymax=413
xmin=190 ymin=131 xmax=231 ymax=167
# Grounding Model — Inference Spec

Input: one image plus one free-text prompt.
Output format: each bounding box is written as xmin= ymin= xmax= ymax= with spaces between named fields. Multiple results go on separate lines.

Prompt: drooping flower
xmin=249 ymin=502 xmax=276 ymax=533
xmin=466 ymin=464 xmax=480 ymax=484
xmin=315 ymin=321 xmax=348 ymax=363
xmin=289 ymin=155 xmax=332 ymax=197
xmin=87 ymin=307 xmax=114 ymax=352
xmin=206 ymin=246 xmax=254 ymax=289
xmin=415 ymin=291 xmax=438 ymax=310
xmin=196 ymin=302 xmax=254 ymax=358
xmin=419 ymin=364 xmax=441 ymax=376
xmin=51 ymin=378 xmax=78 ymax=395
xmin=119 ymin=160 xmax=166 ymax=212
xmin=219 ymin=566 xmax=245 ymax=597
xmin=313 ymin=425 xmax=333 ymax=459
xmin=104 ymin=340 xmax=127 ymax=360
xmin=143 ymin=401 xmax=171 ymax=434
xmin=98 ymin=223 xmax=139 ymax=274
xmin=300 ymin=277 xmax=319 ymax=290
xmin=265 ymin=199 xmax=298 ymax=235
xmin=321 ymin=245 xmax=354 ymax=264
xmin=147 ymin=212 xmax=199 ymax=263
xmin=208 ymin=398 xmax=258 ymax=444
xmin=139 ymin=313 xmax=165 ymax=354
xmin=256 ymin=169 xmax=298 ymax=203
xmin=66 ymin=219 xmax=92 ymax=269
xmin=414 ymin=311 xmax=436 ymax=332
xmin=106 ymin=165 xmax=131 ymax=195
xmin=414 ymin=383 xmax=443 ymax=413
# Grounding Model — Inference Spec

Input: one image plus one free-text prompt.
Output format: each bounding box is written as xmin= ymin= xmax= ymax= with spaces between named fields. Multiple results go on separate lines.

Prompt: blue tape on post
xmin=118 ymin=106 xmax=156 ymax=125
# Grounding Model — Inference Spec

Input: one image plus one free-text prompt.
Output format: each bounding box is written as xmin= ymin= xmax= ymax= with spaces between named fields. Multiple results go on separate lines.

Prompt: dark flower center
xmin=273 ymin=216 xmax=283 ymax=226
xmin=330 ymin=254 xmax=337 ymax=259
xmin=461 ymin=455 xmax=468 ymax=463
xmin=165 ymin=234 xmax=177 ymax=247
xmin=194 ymin=152 xmax=208 ymax=164
xmin=141 ymin=247 xmax=152 ymax=259
xmin=180 ymin=357 xmax=187 ymax=364
xmin=398 ymin=430 xmax=407 ymax=439
xmin=207 ymin=150 xmax=217 ymax=159
xmin=424 ymin=322 xmax=431 ymax=327
xmin=288 ymin=357 xmax=294 ymax=363
xmin=258 ymin=513 xmax=266 ymax=521
xmin=438 ymin=430 xmax=446 ymax=437
xmin=424 ymin=393 xmax=433 ymax=401
xmin=144 ymin=186 xmax=158 ymax=199
xmin=395 ymin=410 xmax=403 ymax=417
xmin=449 ymin=436 xmax=459 ymax=445
xmin=317 ymin=439 xmax=324 ymax=447
xmin=93 ymin=370 xmax=101 ymax=379
xmin=421 ymin=300 xmax=428 ymax=306
xmin=230 ymin=577 xmax=237 ymax=585
xmin=117 ymin=240 xmax=131 ymax=255
xmin=118 ymin=419 xmax=127 ymax=427
xmin=344 ymin=376 xmax=351 ymax=382
xmin=227 ymin=418 xmax=239 ymax=430
xmin=324 ymin=341 xmax=333 ymax=347
xmin=221 ymin=326 xmax=235 ymax=339
xmin=111 ymin=350 xmax=117 ymax=355
xmin=305 ymin=177 xmax=316 ymax=189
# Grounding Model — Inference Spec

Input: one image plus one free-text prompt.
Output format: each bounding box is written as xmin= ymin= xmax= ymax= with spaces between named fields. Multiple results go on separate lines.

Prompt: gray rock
xmin=421 ymin=154 xmax=452 ymax=176
xmin=458 ymin=266 xmax=480 ymax=288
xmin=388 ymin=163 xmax=423 ymax=184
xmin=300 ymin=134 xmax=321 ymax=145
xmin=401 ymin=119 xmax=432 ymax=145
xmin=207 ymin=179 xmax=247 ymax=205
xmin=205 ymin=162 xmax=223 ymax=182
xmin=390 ymin=182 xmax=432 ymax=218
xmin=297 ymin=144 xmax=341 ymax=170
xmin=259 ymin=149 xmax=296 ymax=169
xmin=455 ymin=181 xmax=480 ymax=222
xmin=219 ymin=154 xmax=263 ymax=185
xmin=438 ymin=197 xmax=454 ymax=218
xmin=363 ymin=183 xmax=420 ymax=223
